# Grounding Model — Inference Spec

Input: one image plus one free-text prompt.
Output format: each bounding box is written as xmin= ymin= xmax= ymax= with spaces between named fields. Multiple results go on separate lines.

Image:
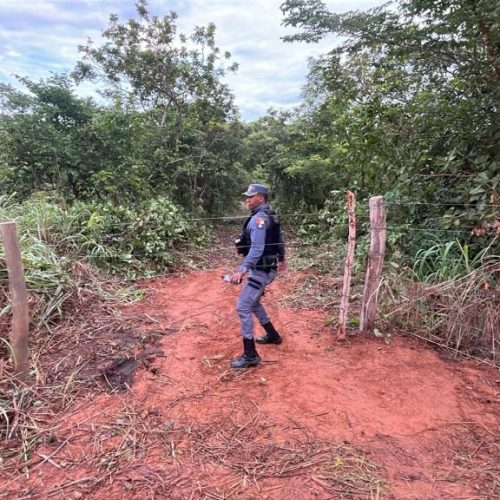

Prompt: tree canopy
xmin=0 ymin=0 xmax=498 ymax=258
xmin=252 ymin=0 xmax=499 ymax=249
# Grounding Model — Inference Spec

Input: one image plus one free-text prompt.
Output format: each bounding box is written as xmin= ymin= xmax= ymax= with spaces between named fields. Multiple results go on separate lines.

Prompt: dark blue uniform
xmin=236 ymin=203 xmax=285 ymax=340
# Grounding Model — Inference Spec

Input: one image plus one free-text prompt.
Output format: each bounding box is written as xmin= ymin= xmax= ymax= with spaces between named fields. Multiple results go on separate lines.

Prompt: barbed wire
xmin=2 ymin=199 xmax=498 ymax=228
xmin=2 ymin=200 xmax=498 ymax=264
xmin=384 ymin=201 xmax=499 ymax=208
xmin=0 ymin=212 xmax=347 ymax=229
xmin=42 ymin=239 xmax=326 ymax=259
xmin=375 ymin=226 xmax=480 ymax=233
xmin=41 ymin=228 xmax=499 ymax=260
xmin=187 ymin=212 xmax=325 ymax=221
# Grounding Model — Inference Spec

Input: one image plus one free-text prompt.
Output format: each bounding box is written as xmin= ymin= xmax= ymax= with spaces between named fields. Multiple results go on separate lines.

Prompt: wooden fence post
xmin=360 ymin=196 xmax=386 ymax=334
xmin=337 ymin=191 xmax=356 ymax=340
xmin=1 ymin=222 xmax=30 ymax=382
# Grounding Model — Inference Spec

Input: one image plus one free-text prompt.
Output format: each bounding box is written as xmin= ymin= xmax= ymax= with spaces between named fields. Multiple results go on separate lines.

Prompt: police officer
xmin=230 ymin=183 xmax=286 ymax=369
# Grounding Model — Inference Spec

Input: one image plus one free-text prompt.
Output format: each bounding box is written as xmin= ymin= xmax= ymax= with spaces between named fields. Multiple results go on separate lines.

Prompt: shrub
xmin=0 ymin=193 xmax=211 ymax=328
xmin=68 ymin=196 xmax=211 ymax=276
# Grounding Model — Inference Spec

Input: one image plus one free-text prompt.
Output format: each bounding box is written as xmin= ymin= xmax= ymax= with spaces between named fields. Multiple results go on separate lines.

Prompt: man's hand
xmin=230 ymin=271 xmax=246 ymax=284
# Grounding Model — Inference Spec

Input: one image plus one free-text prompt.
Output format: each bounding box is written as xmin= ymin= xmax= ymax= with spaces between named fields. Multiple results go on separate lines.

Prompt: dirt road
xmin=2 ymin=269 xmax=499 ymax=498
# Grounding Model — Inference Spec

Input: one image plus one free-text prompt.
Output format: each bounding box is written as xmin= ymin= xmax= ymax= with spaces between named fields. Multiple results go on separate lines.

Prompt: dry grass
xmin=0 ymin=277 xmax=164 ymax=479
xmin=1 ymin=396 xmax=388 ymax=499
xmin=3 ymin=386 xmax=497 ymax=500
xmin=280 ymin=271 xmax=352 ymax=312
xmin=432 ymin=423 xmax=500 ymax=499
xmin=381 ymin=261 xmax=500 ymax=363
xmin=189 ymin=406 xmax=386 ymax=498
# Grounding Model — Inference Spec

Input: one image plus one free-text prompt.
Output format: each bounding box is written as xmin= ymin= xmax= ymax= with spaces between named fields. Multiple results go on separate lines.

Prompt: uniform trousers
xmin=236 ymin=269 xmax=277 ymax=340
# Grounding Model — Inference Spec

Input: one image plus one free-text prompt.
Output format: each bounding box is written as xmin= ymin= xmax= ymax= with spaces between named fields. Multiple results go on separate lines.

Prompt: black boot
xmin=256 ymin=321 xmax=282 ymax=345
xmin=231 ymin=338 xmax=261 ymax=369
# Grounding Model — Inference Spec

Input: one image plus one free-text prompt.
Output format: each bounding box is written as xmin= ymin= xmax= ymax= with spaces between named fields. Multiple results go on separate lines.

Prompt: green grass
xmin=412 ymin=237 xmax=498 ymax=283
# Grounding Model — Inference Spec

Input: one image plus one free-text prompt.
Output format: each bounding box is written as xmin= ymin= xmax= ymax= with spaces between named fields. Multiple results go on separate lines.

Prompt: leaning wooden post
xmin=337 ymin=191 xmax=356 ymax=340
xmin=360 ymin=196 xmax=386 ymax=333
xmin=0 ymin=222 xmax=30 ymax=382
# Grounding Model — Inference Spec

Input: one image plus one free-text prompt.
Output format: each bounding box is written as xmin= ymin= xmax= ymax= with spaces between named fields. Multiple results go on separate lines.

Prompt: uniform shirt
xmin=237 ymin=203 xmax=285 ymax=273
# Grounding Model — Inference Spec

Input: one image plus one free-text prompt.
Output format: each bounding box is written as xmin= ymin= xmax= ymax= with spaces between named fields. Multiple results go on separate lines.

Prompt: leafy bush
xmin=69 ymin=196 xmax=211 ymax=276
xmin=0 ymin=194 xmax=211 ymax=327
xmin=295 ymin=194 xmax=352 ymax=242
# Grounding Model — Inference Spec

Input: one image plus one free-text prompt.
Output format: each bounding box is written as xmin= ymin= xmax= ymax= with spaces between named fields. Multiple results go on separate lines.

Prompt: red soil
xmin=2 ymin=269 xmax=499 ymax=499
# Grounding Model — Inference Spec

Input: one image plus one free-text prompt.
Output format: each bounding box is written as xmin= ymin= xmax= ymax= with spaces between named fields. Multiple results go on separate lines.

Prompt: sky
xmin=0 ymin=0 xmax=384 ymax=121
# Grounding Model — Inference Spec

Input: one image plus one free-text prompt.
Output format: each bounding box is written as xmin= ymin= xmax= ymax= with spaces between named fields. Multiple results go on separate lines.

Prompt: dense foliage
xmin=0 ymin=193 xmax=210 ymax=326
xmin=0 ymin=1 xmax=246 ymax=215
xmin=242 ymin=0 xmax=498 ymax=257
xmin=0 ymin=0 xmax=498 ymax=276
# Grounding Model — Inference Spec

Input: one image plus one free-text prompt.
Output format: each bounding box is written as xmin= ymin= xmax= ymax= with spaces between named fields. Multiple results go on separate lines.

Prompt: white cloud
xmin=0 ymin=0 xmax=385 ymax=120
xmin=4 ymin=47 xmax=22 ymax=58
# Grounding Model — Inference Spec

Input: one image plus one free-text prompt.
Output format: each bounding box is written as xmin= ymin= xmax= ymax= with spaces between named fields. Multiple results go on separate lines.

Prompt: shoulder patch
xmin=256 ymin=216 xmax=266 ymax=229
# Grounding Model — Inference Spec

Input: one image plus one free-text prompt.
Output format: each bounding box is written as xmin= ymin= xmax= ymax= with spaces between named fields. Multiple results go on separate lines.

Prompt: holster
xmin=234 ymin=236 xmax=248 ymax=255
xmin=257 ymin=254 xmax=278 ymax=273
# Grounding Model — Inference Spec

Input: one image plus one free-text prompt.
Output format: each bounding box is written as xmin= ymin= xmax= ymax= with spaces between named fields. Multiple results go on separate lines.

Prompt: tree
xmin=73 ymin=0 xmax=238 ymax=148
xmin=278 ymin=0 xmax=499 ymax=246
xmin=70 ymin=0 xmax=245 ymax=212
xmin=0 ymin=76 xmax=100 ymax=199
